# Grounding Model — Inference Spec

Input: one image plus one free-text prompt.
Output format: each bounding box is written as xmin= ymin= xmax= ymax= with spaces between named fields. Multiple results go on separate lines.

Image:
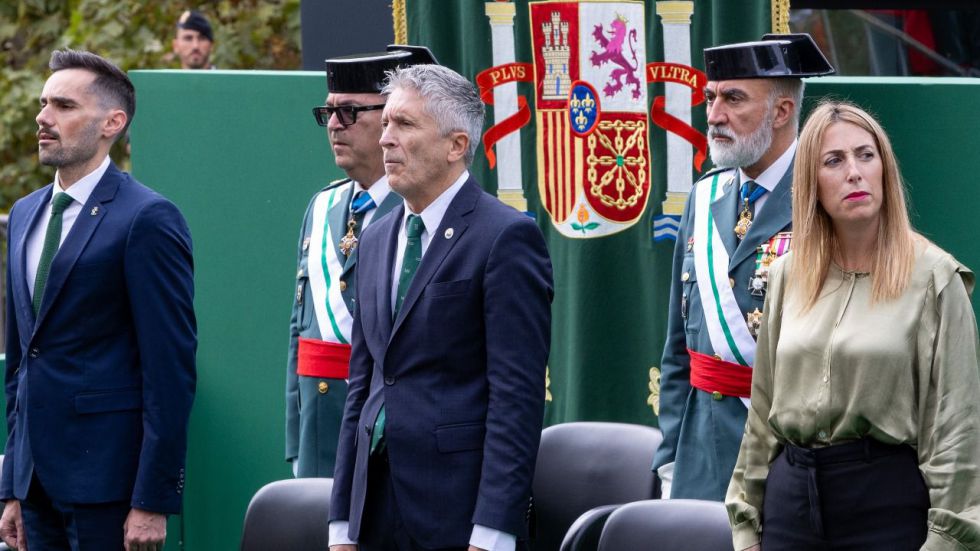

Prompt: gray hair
xmin=382 ymin=64 xmax=485 ymax=166
xmin=767 ymin=78 xmax=805 ymax=134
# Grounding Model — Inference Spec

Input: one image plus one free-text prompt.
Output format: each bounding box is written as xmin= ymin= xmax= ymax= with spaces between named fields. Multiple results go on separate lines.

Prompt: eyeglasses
xmin=312 ymin=104 xmax=386 ymax=128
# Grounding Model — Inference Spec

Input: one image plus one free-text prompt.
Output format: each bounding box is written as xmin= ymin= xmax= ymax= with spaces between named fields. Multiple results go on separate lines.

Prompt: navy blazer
xmin=330 ymin=176 xmax=553 ymax=547
xmin=0 ymin=163 xmax=196 ymax=514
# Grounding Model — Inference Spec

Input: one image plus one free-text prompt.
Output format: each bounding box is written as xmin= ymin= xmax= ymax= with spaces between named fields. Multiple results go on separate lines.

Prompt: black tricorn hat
xmin=703 ymin=33 xmax=835 ymax=81
xmin=325 ymin=45 xmax=439 ymax=93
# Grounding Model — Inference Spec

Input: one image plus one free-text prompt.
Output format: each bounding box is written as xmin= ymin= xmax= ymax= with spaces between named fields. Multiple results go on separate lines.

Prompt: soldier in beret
xmin=285 ymin=46 xmax=437 ymax=479
xmin=172 ymin=10 xmax=215 ymax=70
xmin=653 ymin=34 xmax=834 ymax=502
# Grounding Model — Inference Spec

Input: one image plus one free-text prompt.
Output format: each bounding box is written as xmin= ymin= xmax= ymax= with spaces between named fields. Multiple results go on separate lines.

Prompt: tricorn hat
xmin=325 ymin=44 xmax=439 ymax=93
xmin=703 ymin=33 xmax=835 ymax=81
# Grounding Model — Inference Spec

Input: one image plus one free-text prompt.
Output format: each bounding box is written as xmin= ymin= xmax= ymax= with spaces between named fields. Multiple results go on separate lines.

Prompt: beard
xmin=38 ymin=118 xmax=102 ymax=169
xmin=708 ymin=106 xmax=775 ymax=169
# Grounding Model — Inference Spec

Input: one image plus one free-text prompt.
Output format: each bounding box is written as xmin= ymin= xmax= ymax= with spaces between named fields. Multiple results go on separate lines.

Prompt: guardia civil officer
xmin=285 ymin=45 xmax=437 ymax=478
xmin=652 ymin=34 xmax=834 ymax=501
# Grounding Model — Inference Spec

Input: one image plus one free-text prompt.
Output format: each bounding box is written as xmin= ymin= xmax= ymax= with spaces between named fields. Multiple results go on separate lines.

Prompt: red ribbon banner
xmin=646 ymin=62 xmax=708 ymax=171
xmin=475 ymin=62 xmax=534 ymax=169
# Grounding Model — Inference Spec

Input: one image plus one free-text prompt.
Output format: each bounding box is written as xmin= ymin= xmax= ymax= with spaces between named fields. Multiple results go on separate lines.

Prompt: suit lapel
xmin=375 ymin=204 xmax=403 ymax=347
xmin=729 ymin=160 xmax=794 ymax=269
xmin=390 ymin=179 xmax=477 ymax=339
xmin=34 ymin=165 xmax=120 ymax=327
xmin=709 ymin=172 xmax=739 ymax=260
xmin=12 ymin=188 xmax=52 ymax=325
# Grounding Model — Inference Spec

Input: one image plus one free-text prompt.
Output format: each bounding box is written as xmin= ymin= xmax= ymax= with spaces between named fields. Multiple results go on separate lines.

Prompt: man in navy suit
xmin=0 ymin=49 xmax=196 ymax=551
xmin=329 ymin=64 xmax=553 ymax=550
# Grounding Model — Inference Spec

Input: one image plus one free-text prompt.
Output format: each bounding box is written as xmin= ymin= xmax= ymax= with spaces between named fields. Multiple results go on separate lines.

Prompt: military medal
xmin=746 ymin=308 xmax=763 ymax=337
xmin=339 ymin=219 xmax=359 ymax=257
xmin=734 ymin=181 xmax=765 ymax=240
xmin=734 ymin=200 xmax=752 ymax=240
xmin=748 ymin=274 xmax=767 ymax=297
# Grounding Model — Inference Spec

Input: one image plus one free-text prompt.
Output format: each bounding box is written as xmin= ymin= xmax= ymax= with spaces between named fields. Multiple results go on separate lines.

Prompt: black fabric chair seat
xmin=598 ymin=499 xmax=734 ymax=551
xmin=240 ymin=477 xmax=333 ymax=551
xmin=531 ymin=422 xmax=662 ymax=551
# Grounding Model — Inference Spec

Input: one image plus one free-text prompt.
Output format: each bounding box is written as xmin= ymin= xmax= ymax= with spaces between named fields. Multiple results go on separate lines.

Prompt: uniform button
xmin=29 ymin=347 xmax=39 ymax=358
xmin=818 ymin=430 xmax=828 ymax=439
xmin=711 ymin=391 xmax=723 ymax=401
xmin=339 ymin=280 xmax=347 ymax=292
xmin=822 ymin=376 xmax=828 ymax=383
xmin=712 ymin=353 xmax=722 ymax=360
xmin=318 ymin=381 xmax=329 ymax=394
xmin=681 ymin=272 xmax=690 ymax=282
xmin=729 ymin=277 xmax=735 ymax=288
xmin=384 ymin=376 xmax=395 ymax=386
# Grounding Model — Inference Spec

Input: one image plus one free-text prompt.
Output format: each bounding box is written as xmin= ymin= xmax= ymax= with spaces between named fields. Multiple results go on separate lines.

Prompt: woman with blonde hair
xmin=726 ymin=101 xmax=980 ymax=551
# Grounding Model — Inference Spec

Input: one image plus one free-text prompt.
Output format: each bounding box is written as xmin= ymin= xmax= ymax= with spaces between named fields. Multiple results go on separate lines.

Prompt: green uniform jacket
xmin=285 ymin=179 xmax=401 ymax=477
xmin=652 ymin=162 xmax=793 ymax=501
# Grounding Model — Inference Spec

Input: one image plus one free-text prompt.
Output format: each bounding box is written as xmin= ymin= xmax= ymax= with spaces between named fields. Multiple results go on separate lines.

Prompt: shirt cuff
xmin=470 ymin=524 xmax=516 ymax=551
xmin=329 ymin=521 xmax=356 ymax=546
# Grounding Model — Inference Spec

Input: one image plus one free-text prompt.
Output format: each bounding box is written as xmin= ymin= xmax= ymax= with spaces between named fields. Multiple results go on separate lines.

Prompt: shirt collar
xmin=739 ymin=139 xmax=797 ymax=192
xmin=54 ymin=155 xmax=110 ymax=206
xmin=352 ymin=175 xmax=392 ymax=210
xmin=402 ymin=170 xmax=469 ymax=236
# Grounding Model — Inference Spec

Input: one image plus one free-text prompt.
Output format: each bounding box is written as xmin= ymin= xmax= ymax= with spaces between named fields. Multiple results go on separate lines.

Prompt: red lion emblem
xmin=590 ymin=14 xmax=641 ymax=100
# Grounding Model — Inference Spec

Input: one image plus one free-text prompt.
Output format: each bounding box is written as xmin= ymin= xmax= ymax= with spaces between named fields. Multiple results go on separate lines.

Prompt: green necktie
xmin=371 ymin=214 xmax=425 ymax=454
xmin=33 ymin=192 xmax=74 ymax=316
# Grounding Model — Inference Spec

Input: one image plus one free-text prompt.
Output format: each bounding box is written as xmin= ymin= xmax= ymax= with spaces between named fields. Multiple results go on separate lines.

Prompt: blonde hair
xmin=791 ymin=101 xmax=916 ymax=309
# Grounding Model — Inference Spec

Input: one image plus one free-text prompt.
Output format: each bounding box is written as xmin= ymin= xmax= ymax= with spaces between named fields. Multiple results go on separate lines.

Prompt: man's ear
xmin=771 ymin=96 xmax=795 ymax=130
xmin=447 ymin=131 xmax=470 ymax=164
xmin=103 ymin=109 xmax=128 ymax=141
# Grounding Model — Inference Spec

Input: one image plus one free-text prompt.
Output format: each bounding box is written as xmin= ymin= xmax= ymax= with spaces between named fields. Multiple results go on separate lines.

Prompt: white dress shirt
xmin=25 ymin=155 xmax=109 ymax=297
xmin=330 ymin=170 xmax=516 ymax=551
xmin=737 ymin=138 xmax=797 ymax=213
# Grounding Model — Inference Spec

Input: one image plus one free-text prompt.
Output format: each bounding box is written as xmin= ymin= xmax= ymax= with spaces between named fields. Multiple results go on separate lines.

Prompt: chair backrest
xmin=240 ymin=478 xmax=333 ymax=551
xmin=598 ymin=499 xmax=734 ymax=551
xmin=531 ymin=422 xmax=662 ymax=551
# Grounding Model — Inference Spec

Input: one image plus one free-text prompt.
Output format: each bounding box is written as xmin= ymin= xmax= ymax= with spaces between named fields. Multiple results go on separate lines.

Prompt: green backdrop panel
xmin=128 ymin=69 xmax=343 ymax=550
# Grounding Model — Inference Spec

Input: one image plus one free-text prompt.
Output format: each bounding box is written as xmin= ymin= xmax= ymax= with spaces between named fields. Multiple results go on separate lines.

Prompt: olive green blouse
xmin=726 ymin=242 xmax=980 ymax=551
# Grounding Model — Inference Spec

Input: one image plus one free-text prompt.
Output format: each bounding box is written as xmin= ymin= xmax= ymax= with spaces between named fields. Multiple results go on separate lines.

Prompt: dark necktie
xmin=33 ymin=192 xmax=74 ymax=315
xmin=371 ymin=214 xmax=425 ymax=454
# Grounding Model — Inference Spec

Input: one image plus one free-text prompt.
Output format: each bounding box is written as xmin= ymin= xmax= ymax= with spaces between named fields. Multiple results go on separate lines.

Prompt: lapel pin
xmin=444 ymin=228 xmax=454 ymax=239
xmin=90 ymin=206 xmax=99 ymax=216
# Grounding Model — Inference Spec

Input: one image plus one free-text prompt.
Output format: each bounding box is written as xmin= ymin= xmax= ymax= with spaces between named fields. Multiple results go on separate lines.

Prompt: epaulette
xmin=694 ymin=166 xmax=734 ymax=184
xmin=319 ymin=177 xmax=352 ymax=193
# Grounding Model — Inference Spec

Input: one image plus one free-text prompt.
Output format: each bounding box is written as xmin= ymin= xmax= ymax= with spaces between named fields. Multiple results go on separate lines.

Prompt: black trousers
xmin=761 ymin=438 xmax=929 ymax=551
xmin=20 ymin=474 xmax=130 ymax=551
xmin=359 ymin=451 xmax=468 ymax=551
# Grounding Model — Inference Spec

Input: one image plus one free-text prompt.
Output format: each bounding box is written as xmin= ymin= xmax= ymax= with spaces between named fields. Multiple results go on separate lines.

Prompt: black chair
xmin=530 ymin=422 xmax=662 ymax=551
xmin=597 ymin=499 xmax=734 ymax=551
xmin=240 ymin=478 xmax=333 ymax=551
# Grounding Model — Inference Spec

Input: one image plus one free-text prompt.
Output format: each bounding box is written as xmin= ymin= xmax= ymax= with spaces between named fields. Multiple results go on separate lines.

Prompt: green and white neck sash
xmin=308 ymin=183 xmax=354 ymax=344
xmin=692 ymin=172 xmax=756 ymax=407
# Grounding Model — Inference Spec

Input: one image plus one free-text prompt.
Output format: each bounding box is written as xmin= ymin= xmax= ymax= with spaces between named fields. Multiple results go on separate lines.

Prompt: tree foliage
xmin=0 ymin=0 xmax=300 ymax=211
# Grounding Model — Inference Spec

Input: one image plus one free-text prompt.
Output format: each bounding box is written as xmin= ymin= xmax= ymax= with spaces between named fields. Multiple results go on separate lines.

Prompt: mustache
xmin=37 ymin=127 xmax=59 ymax=140
xmin=708 ymin=125 xmax=734 ymax=141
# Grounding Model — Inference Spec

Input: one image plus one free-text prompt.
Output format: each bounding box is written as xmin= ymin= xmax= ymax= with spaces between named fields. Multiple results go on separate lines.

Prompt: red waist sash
xmin=688 ymin=348 xmax=752 ymax=398
xmin=297 ymin=337 xmax=351 ymax=378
